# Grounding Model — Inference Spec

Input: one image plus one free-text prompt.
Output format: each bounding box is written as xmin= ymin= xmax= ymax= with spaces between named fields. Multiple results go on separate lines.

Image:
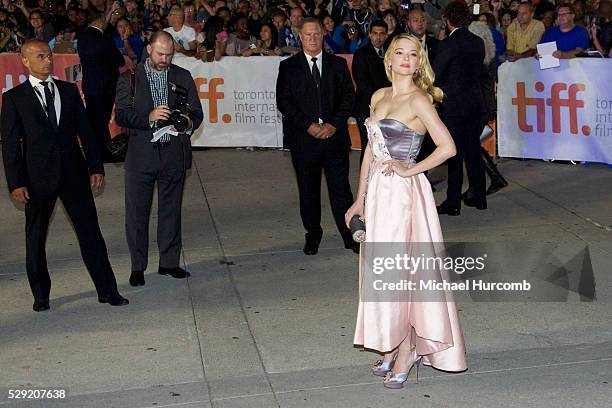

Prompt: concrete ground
xmin=0 ymin=150 xmax=611 ymax=408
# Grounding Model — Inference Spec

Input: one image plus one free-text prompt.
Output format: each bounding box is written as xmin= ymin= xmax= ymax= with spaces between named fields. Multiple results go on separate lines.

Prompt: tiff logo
xmin=511 ymin=82 xmax=590 ymax=136
xmin=194 ymin=77 xmax=232 ymax=123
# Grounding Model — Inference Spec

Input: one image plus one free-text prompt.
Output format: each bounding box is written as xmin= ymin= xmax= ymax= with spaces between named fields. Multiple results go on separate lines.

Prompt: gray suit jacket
xmin=114 ymin=62 xmax=204 ymax=172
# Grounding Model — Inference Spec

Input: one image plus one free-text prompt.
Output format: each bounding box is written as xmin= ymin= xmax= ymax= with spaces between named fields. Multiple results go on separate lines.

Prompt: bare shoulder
xmin=370 ymin=87 xmax=390 ymax=108
xmin=408 ymin=90 xmax=434 ymax=111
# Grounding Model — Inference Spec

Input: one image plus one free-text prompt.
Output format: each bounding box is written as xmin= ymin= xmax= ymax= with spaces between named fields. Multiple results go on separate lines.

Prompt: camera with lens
xmin=157 ymin=83 xmax=191 ymax=133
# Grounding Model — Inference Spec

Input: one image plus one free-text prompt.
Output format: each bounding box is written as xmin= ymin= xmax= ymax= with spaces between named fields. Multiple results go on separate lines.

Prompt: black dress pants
xmin=291 ymin=143 xmax=354 ymax=243
xmin=25 ymin=158 xmax=118 ymax=302
xmin=85 ymin=94 xmax=115 ymax=162
xmin=443 ymin=113 xmax=486 ymax=208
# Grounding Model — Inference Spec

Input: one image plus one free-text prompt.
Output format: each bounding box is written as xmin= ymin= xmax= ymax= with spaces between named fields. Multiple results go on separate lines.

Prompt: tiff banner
xmin=497 ymin=58 xmax=612 ymax=164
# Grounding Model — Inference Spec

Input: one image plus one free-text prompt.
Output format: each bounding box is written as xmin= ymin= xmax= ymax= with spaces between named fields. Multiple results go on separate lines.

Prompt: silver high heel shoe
xmin=372 ymin=359 xmax=394 ymax=377
xmin=383 ymin=351 xmax=422 ymax=389
xmin=372 ymin=351 xmax=398 ymax=377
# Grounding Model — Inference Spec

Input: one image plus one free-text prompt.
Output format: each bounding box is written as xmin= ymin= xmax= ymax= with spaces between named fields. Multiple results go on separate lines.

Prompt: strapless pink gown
xmin=353 ymin=117 xmax=467 ymax=372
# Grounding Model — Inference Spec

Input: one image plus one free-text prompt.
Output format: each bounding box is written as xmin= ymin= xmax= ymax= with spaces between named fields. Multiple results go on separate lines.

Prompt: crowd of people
xmin=0 ymin=0 xmax=610 ymax=58
xmin=0 ymin=2 xmax=607 ymax=395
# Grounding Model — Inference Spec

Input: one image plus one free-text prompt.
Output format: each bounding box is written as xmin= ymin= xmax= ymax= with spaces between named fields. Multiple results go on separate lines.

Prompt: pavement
xmin=0 ymin=149 xmax=611 ymax=408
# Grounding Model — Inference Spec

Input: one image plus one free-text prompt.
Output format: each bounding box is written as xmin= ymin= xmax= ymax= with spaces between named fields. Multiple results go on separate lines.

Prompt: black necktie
xmin=311 ymin=57 xmax=322 ymax=122
xmin=40 ymin=81 xmax=57 ymax=127
xmin=377 ymin=48 xmax=384 ymax=58
xmin=311 ymin=57 xmax=320 ymax=88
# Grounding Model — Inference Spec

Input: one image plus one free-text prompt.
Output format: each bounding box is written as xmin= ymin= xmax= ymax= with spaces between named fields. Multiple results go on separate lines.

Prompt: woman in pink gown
xmin=345 ymin=34 xmax=467 ymax=389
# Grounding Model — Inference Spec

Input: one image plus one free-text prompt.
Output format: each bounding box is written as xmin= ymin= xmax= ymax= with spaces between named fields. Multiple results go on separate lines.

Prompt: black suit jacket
xmin=114 ymin=63 xmax=204 ymax=172
xmin=433 ymin=27 xmax=486 ymax=118
xmin=77 ymin=26 xmax=125 ymax=96
xmin=276 ymin=51 xmax=355 ymax=152
xmin=1 ymin=80 xmax=103 ymax=196
xmin=424 ymin=35 xmax=439 ymax=64
xmin=352 ymin=43 xmax=390 ymax=119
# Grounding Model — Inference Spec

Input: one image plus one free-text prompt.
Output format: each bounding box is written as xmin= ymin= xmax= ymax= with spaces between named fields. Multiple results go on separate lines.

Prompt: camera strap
xmin=129 ymin=68 xmax=136 ymax=109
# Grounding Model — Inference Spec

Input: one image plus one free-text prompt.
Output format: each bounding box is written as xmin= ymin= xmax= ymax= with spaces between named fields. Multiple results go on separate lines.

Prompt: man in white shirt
xmin=164 ymin=5 xmax=197 ymax=55
xmin=1 ymin=40 xmax=129 ymax=311
xmin=407 ymin=8 xmax=439 ymax=63
xmin=276 ymin=18 xmax=357 ymax=255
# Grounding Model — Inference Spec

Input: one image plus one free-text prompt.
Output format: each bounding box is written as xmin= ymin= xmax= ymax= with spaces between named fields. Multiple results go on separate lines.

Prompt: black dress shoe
xmin=33 ymin=300 xmax=50 ymax=312
xmin=303 ymin=238 xmax=320 ymax=255
xmin=463 ymin=196 xmax=487 ymax=210
xmin=129 ymin=270 xmax=145 ymax=287
xmin=344 ymin=240 xmax=360 ymax=254
xmin=461 ymin=189 xmax=474 ymax=201
xmin=486 ymin=178 xmax=509 ymax=195
xmin=436 ymin=202 xmax=461 ymax=216
xmin=98 ymin=293 xmax=129 ymax=306
xmin=158 ymin=266 xmax=191 ymax=278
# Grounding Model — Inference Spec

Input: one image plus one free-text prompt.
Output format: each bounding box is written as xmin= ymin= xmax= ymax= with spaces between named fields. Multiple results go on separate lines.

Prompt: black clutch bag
xmin=349 ymin=215 xmax=366 ymax=242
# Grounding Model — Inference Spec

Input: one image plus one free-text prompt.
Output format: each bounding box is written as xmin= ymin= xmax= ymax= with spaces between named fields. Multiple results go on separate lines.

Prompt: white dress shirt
xmin=29 ymin=75 xmax=61 ymax=126
xmin=304 ymin=50 xmax=323 ymax=77
xmin=415 ymin=34 xmax=428 ymax=53
xmin=304 ymin=50 xmax=324 ymax=124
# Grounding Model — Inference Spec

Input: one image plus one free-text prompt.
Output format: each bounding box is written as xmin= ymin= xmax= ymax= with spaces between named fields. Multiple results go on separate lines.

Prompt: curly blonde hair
xmin=384 ymin=33 xmax=444 ymax=104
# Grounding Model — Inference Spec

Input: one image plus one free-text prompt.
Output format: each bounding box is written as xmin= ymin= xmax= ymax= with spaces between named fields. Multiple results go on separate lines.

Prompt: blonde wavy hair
xmin=384 ymin=33 xmax=444 ymax=104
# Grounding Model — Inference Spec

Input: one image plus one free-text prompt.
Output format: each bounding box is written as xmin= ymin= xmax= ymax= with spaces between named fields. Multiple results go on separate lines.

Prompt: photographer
xmin=332 ymin=16 xmax=367 ymax=53
xmin=342 ymin=0 xmax=373 ymax=35
xmin=114 ymin=31 xmax=203 ymax=287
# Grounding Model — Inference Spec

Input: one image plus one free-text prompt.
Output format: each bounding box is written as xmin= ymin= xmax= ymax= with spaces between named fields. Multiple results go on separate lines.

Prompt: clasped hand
xmin=307 ymin=123 xmax=336 ymax=139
